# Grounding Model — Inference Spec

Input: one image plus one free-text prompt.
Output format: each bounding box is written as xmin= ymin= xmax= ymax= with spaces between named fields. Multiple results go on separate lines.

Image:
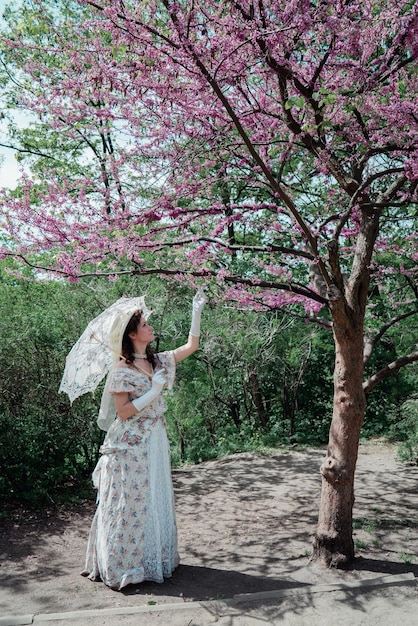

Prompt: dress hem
xmin=80 ymin=560 xmax=180 ymax=591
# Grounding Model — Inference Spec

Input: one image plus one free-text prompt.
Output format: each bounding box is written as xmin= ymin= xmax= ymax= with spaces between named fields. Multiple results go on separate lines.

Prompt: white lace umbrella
xmin=59 ymin=296 xmax=151 ymax=403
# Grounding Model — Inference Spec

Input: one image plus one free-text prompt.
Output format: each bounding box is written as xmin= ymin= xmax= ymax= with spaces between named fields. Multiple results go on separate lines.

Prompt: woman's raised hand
xmin=193 ymin=286 xmax=207 ymax=312
xmin=151 ymin=369 xmax=167 ymax=393
xmin=190 ymin=287 xmax=207 ymax=336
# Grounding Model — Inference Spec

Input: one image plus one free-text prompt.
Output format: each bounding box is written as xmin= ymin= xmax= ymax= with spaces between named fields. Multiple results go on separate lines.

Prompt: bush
xmin=389 ymin=398 xmax=418 ymax=464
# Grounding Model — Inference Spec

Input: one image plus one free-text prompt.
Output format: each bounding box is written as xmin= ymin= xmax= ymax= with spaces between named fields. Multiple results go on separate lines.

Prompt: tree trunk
xmin=229 ymin=401 xmax=242 ymax=429
xmin=312 ymin=312 xmax=366 ymax=567
xmin=248 ymin=365 xmax=268 ymax=428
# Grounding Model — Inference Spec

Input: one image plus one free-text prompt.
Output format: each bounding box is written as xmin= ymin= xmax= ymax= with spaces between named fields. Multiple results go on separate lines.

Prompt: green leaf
xmin=285 ymin=96 xmax=305 ymax=110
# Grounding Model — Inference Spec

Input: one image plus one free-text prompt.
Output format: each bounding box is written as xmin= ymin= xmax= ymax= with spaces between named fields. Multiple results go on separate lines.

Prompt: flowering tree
xmin=1 ymin=0 xmax=417 ymax=566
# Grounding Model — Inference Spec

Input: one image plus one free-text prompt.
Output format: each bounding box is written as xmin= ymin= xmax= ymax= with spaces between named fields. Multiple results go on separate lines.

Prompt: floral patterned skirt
xmin=82 ymin=420 xmax=179 ymax=590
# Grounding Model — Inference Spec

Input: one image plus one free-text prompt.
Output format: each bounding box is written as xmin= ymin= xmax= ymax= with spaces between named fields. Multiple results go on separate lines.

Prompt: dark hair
xmin=121 ymin=309 xmax=156 ymax=368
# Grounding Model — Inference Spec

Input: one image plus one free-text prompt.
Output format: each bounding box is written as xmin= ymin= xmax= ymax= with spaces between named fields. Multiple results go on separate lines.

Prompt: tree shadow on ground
xmin=120 ymin=563 xmax=311 ymax=601
xmin=1 ymin=447 xmax=417 ymax=618
xmin=354 ymin=556 xmax=418 ymax=577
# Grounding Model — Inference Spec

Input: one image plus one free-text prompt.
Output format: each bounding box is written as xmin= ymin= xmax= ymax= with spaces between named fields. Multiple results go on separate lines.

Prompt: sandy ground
xmin=0 ymin=441 xmax=417 ymax=624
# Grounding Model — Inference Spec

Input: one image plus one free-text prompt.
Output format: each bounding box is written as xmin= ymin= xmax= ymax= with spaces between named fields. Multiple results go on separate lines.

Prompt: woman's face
xmin=129 ymin=316 xmax=154 ymax=345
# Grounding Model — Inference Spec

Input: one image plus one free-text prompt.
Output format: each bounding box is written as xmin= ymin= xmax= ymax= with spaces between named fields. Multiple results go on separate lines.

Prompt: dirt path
xmin=1 ymin=442 xmax=417 ymax=618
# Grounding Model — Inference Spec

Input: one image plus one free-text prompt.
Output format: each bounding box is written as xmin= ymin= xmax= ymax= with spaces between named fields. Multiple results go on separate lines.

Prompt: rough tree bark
xmin=312 ymin=218 xmax=377 ymax=567
xmin=248 ymin=365 xmax=268 ymax=428
xmin=312 ymin=316 xmax=366 ymax=566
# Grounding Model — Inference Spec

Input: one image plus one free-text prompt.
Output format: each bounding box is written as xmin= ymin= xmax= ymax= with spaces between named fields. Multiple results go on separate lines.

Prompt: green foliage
xmin=362 ymin=256 xmax=417 ymax=441
xmin=0 ymin=258 xmax=416 ymax=507
xmin=389 ymin=398 xmax=418 ymax=464
xmin=0 ymin=262 xmax=189 ymax=505
xmin=165 ymin=308 xmax=335 ymax=464
xmin=362 ymin=342 xmax=411 ymax=438
xmin=0 ymin=261 xmax=101 ymax=505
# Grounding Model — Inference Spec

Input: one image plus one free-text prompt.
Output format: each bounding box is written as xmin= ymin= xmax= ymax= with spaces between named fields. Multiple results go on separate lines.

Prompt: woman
xmin=81 ymin=289 xmax=206 ymax=590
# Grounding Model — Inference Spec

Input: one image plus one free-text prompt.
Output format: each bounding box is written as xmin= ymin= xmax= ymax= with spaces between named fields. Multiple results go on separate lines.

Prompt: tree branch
xmin=363 ymin=351 xmax=418 ymax=394
xmin=160 ymin=0 xmax=326 ymax=277
xmin=363 ymin=308 xmax=418 ymax=365
xmin=3 ymin=253 xmax=327 ymax=305
xmin=141 ymin=236 xmax=314 ymax=259
xmin=85 ymin=0 xmax=180 ymax=50
xmin=350 ymin=171 xmax=406 ymax=209
xmin=0 ymin=141 xmax=59 ymax=161
xmin=222 ymin=274 xmax=327 ymax=305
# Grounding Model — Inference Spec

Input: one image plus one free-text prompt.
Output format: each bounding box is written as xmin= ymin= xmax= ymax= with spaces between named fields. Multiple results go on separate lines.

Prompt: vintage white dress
xmin=82 ymin=351 xmax=179 ymax=590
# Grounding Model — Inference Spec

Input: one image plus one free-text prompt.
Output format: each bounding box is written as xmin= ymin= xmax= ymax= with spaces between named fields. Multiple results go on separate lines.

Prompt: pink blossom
xmin=0 ymin=0 xmax=415 ymax=323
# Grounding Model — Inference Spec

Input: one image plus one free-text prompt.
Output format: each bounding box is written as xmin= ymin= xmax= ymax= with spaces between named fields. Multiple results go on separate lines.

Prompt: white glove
xmin=132 ymin=369 xmax=166 ymax=413
xmin=190 ymin=287 xmax=207 ymax=337
xmin=150 ymin=369 xmax=166 ymax=393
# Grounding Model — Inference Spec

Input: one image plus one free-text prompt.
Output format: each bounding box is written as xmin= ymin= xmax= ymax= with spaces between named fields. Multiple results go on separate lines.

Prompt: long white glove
xmin=189 ymin=287 xmax=207 ymax=337
xmin=132 ymin=369 xmax=166 ymax=413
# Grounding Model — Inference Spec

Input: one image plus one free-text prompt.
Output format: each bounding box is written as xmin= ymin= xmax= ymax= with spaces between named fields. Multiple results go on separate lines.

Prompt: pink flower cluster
xmin=0 ymin=0 xmax=416 ymax=317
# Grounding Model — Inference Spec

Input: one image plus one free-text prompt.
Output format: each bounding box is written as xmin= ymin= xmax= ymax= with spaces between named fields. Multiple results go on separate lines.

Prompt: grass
xmin=354 ymin=538 xmax=369 ymax=550
xmin=399 ymin=552 xmax=415 ymax=565
xmin=353 ymin=517 xmax=377 ymax=533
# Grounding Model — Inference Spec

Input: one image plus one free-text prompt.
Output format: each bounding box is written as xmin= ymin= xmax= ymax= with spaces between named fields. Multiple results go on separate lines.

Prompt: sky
xmin=0 ymin=133 xmax=20 ymax=190
xmin=0 ymin=0 xmax=22 ymax=189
